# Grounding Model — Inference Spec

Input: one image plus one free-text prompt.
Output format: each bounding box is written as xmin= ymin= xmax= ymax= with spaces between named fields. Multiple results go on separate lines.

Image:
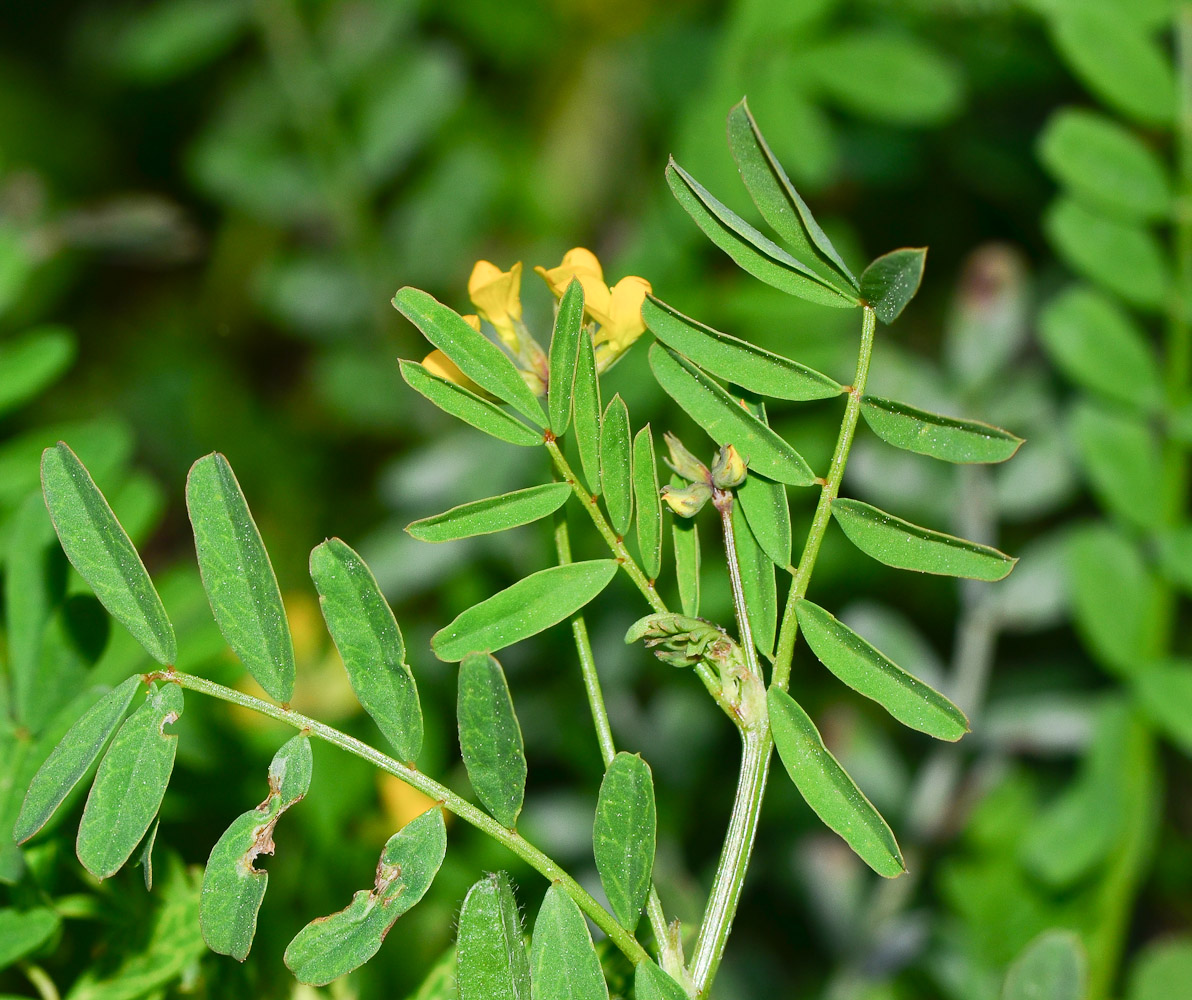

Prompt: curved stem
xmin=152 ymin=669 xmax=648 ymax=967
xmin=688 ymin=306 xmax=878 ymax=997
xmin=714 ymin=491 xmax=761 ymax=680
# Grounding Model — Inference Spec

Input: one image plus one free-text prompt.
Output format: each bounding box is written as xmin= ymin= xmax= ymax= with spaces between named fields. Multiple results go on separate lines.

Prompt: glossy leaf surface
xmin=200 ymin=735 xmax=312 ymax=960
xmin=767 ymin=687 xmax=904 ymax=878
xmin=407 ymin=483 xmax=572 ymax=542
xmin=831 ymin=498 xmax=1016 ymax=581
xmin=665 ymin=159 xmax=856 ymax=308
xmin=643 ymin=297 xmax=841 ymax=401
xmin=573 ymin=329 xmax=603 ymax=494
xmin=41 ymin=442 xmax=176 ymax=665
xmin=432 ymin=560 xmax=617 ymax=661
xmin=14 ymin=675 xmax=141 ymax=844
xmin=76 ymin=682 xmax=183 ymax=879
xmin=633 ymin=427 xmax=663 ymax=579
xmin=187 ymin=453 xmax=295 ymax=702
xmin=796 ymin=600 xmax=968 ymax=740
xmin=457 ymin=652 xmax=526 ymax=828
xmin=310 ymin=539 xmax=422 ymax=762
xmin=593 ymin=753 xmax=656 ymax=930
xmin=456 ymin=873 xmax=530 ymax=1000
xmin=400 ymin=360 xmax=542 ymax=447
xmin=860 ymin=396 xmax=1023 ymax=464
xmin=393 ymin=287 xmax=547 ymax=427
xmin=726 ymin=98 xmax=858 ymax=291
xmin=601 ymin=394 xmax=633 ymax=536
xmin=860 ymin=249 xmax=926 ymax=324
xmin=650 ymin=344 xmax=815 ymax=486
xmin=529 ymin=885 xmax=609 ymax=1000
xmin=284 ymin=807 xmax=447 ymax=985
xmin=548 ymin=279 xmax=584 ymax=435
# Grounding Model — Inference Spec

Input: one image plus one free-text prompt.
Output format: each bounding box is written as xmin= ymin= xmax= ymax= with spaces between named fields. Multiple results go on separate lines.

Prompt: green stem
xmin=153 ymin=669 xmax=648 ymax=967
xmin=687 ymin=306 xmax=878 ymax=997
xmin=21 ymin=966 xmax=59 ymax=1000
xmin=713 ymin=491 xmax=761 ymax=679
xmin=545 ymin=438 xmax=722 ymax=705
xmin=554 ymin=513 xmax=677 ymax=973
xmin=773 ymin=306 xmax=877 ymax=691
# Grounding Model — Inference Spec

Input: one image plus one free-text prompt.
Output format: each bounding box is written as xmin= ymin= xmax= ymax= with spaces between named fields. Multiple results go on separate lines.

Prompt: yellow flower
xmin=535 ymin=247 xmax=651 ymax=367
xmin=468 ymin=260 xmax=523 ymax=349
xmin=422 ymin=349 xmax=486 ymax=395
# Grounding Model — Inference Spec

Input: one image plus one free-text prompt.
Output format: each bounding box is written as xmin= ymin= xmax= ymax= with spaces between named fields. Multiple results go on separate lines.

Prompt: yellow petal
xmin=604 ymin=275 xmax=652 ymax=349
xmin=423 ymin=349 xmax=484 ymax=394
xmin=534 ymin=246 xmax=605 ymax=297
xmin=462 ymin=313 xmax=481 ymax=331
xmin=468 ymin=259 xmax=523 ymax=325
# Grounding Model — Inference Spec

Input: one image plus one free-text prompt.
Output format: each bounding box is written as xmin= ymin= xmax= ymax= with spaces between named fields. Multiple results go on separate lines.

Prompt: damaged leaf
xmin=200 ymin=735 xmax=313 ymax=960
xmin=284 ymin=806 xmax=447 ymax=985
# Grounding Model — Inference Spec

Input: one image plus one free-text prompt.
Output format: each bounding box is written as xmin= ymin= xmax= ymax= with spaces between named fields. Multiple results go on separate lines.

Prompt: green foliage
xmin=859 ymin=248 xmax=927 ymax=324
xmin=593 ymin=753 xmax=657 ymax=931
xmin=860 ymin=396 xmax=1023 ymax=464
xmin=600 ymin=395 xmax=633 ymax=537
xmin=456 ymin=652 xmax=526 ymax=829
xmin=1002 ymin=931 xmax=1086 ymax=1000
xmin=187 ymin=453 xmax=295 ymax=702
xmin=408 ymin=482 xmax=573 ymax=542
xmin=548 ymin=280 xmax=585 ymax=437
xmin=456 ymin=873 xmax=530 ymax=1000
xmin=399 ymin=360 xmax=544 ymax=446
xmin=529 ymin=886 xmax=609 ymax=1000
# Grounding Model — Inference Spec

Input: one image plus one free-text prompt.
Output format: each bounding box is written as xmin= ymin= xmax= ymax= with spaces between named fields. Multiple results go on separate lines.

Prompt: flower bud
xmin=660 ymin=481 xmax=711 ymax=518
xmin=711 ymin=444 xmax=747 ymax=488
xmin=663 ymin=432 xmax=709 ymax=484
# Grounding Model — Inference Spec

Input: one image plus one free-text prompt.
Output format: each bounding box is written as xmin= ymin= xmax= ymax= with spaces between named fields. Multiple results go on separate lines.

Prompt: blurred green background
xmin=2 ymin=0 xmax=1190 ymax=998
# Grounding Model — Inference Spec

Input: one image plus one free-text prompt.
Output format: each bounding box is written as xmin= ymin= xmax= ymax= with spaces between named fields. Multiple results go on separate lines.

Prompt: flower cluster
xmin=421 ymin=248 xmax=652 ymax=397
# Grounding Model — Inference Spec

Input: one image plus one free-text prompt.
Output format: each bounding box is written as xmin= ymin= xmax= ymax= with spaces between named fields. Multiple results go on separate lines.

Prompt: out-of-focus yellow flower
xmin=422 ymin=349 xmax=486 ymax=396
xmin=535 ymin=248 xmax=651 ymax=369
xmin=468 ymin=260 xmax=523 ymax=350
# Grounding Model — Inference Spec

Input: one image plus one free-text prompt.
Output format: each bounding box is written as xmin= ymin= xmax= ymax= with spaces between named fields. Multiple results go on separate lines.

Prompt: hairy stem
xmin=152 ymin=669 xmax=649 ymax=966
xmin=687 ymin=306 xmax=878 ymax=997
xmin=714 ymin=491 xmax=761 ymax=680
xmin=554 ymin=515 xmax=674 ymax=964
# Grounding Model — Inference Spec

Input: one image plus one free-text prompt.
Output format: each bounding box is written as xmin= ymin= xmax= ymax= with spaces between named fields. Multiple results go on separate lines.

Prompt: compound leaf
xmin=860 ymin=396 xmax=1023 ymax=464
xmin=41 ymin=442 xmax=176 ymax=665
xmin=187 ymin=453 xmax=295 ymax=702
xmin=407 ymin=483 xmax=572 ymax=542
xmin=14 ymin=675 xmax=142 ymax=844
xmin=593 ymin=753 xmax=656 ymax=931
xmin=457 ymin=652 xmax=526 ymax=828
xmin=665 ymin=159 xmax=857 ymax=309
xmin=400 ymin=360 xmax=542 ymax=447
xmin=767 ymin=687 xmax=904 ymax=878
xmin=457 ymin=872 xmax=530 ymax=1000
xmin=548 ymin=279 xmax=585 ymax=436
xmin=431 ymin=560 xmax=618 ymax=661
xmin=860 ymin=248 xmax=926 ymax=324
xmin=643 ymin=297 xmax=841 ymax=401
xmin=601 ymin=395 xmax=633 ymax=537
xmin=200 ymin=735 xmax=312 ymax=960
xmin=393 ymin=287 xmax=547 ymax=427
xmin=831 ymin=498 xmax=1016 ymax=581
xmin=529 ymin=885 xmax=609 ymax=1000
xmin=733 ymin=501 xmax=776 ymax=658
xmin=796 ymin=600 xmax=969 ymax=741
xmin=76 ymin=682 xmax=183 ymax=880
xmin=284 ymin=806 xmax=447 ymax=985
xmin=672 ymin=516 xmax=700 ymax=617
xmin=310 ymin=539 xmax=422 ymax=763
xmin=649 ymin=344 xmax=815 ymax=486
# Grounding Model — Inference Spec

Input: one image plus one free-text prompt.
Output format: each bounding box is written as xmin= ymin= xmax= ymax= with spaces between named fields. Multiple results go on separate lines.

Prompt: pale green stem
xmin=687 ymin=306 xmax=878 ymax=997
xmin=554 ymin=513 xmax=677 ymax=973
xmin=713 ymin=491 xmax=762 ymax=680
xmin=150 ymin=669 xmax=648 ymax=967
xmin=544 ymin=438 xmax=724 ymax=708
xmin=22 ymin=965 xmax=59 ymax=1000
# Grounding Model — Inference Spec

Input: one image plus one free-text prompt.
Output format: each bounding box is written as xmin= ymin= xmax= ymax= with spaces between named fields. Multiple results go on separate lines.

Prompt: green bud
xmin=660 ymin=481 xmax=711 ymax=518
xmin=711 ymin=444 xmax=747 ymax=488
xmin=663 ymin=432 xmax=710 ymax=483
